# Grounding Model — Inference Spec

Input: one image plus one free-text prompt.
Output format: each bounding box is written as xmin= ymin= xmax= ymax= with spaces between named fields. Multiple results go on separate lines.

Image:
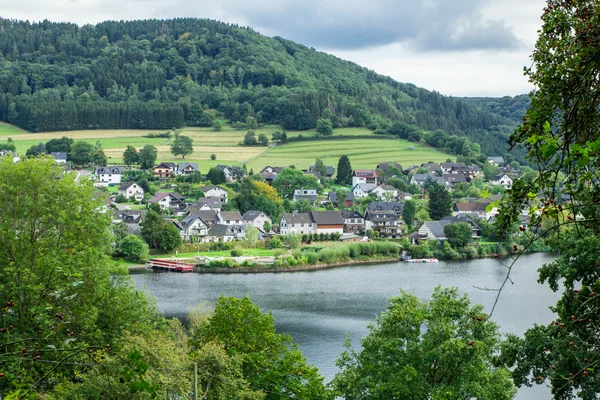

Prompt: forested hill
xmin=0 ymin=18 xmax=518 ymax=158
xmin=460 ymin=95 xmax=530 ymax=124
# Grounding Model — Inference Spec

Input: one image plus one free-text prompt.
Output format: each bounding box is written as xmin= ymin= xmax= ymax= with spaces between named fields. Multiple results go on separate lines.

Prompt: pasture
xmin=4 ymin=123 xmax=453 ymax=172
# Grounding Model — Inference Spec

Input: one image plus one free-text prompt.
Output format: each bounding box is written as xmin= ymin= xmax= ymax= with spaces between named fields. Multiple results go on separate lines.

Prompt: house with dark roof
xmin=327 ymin=191 xmax=355 ymax=208
xmin=50 ymin=152 xmax=67 ymax=163
xmin=488 ymin=157 xmax=505 ymax=166
xmin=367 ymin=201 xmax=403 ymax=216
xmin=187 ymin=209 xmax=221 ymax=227
xmin=189 ymin=197 xmax=222 ymax=212
xmin=340 ymin=210 xmax=365 ymax=234
xmin=279 ymin=211 xmax=343 ymax=235
xmin=219 ymin=211 xmax=243 ymax=226
xmin=416 ymin=216 xmax=482 ymax=243
xmin=205 ymin=224 xmax=245 ymax=242
xmin=491 ymin=174 xmax=513 ymax=189
xmin=453 ymin=202 xmax=489 ymax=220
xmin=94 ymin=166 xmax=122 ymax=186
xmin=293 ymin=188 xmax=318 ymax=203
xmin=147 ymin=192 xmax=186 ymax=215
xmin=201 ymin=185 xmax=228 ymax=203
xmin=371 ymin=184 xmax=399 ymax=201
xmin=352 ymin=170 xmax=378 ymax=186
xmin=242 ymin=211 xmax=272 ymax=232
xmin=422 ymin=163 xmax=442 ymax=174
xmin=118 ymin=182 xmax=144 ymax=201
xmin=310 ymin=211 xmax=344 ymax=234
xmin=170 ymin=215 xmax=209 ymax=241
xmin=451 ymin=164 xmax=481 ymax=178
xmin=352 ymin=183 xmax=377 ymax=198
xmin=410 ymin=173 xmax=433 ymax=187
xmin=177 ymin=162 xmax=199 ymax=176
xmin=377 ymin=162 xmax=403 ymax=173
xmin=365 ymin=209 xmax=402 ymax=238
xmin=152 ymin=162 xmax=176 ymax=179
xmin=309 ymin=165 xmax=335 ymax=179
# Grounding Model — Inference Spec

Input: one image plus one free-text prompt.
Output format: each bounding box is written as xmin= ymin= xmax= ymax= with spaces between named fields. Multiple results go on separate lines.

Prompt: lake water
xmin=130 ymin=253 xmax=560 ymax=399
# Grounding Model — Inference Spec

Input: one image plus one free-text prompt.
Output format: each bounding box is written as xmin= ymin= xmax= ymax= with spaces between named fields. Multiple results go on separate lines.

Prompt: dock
xmin=402 ymin=258 xmax=439 ymax=263
xmin=147 ymin=258 xmax=195 ymax=272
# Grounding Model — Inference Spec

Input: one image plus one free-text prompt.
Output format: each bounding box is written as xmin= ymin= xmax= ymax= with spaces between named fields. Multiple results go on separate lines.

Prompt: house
xmin=293 ymin=188 xmax=318 ymax=203
xmin=451 ymin=164 xmax=481 ymax=178
xmin=410 ymin=173 xmax=433 ymax=187
xmin=260 ymin=166 xmax=285 ymax=175
xmin=398 ymin=192 xmax=413 ymax=201
xmin=205 ymin=224 xmax=245 ymax=242
xmin=422 ymin=163 xmax=442 ymax=174
xmin=94 ymin=166 xmax=122 ymax=186
xmin=153 ymin=162 xmax=176 ymax=178
xmin=112 ymin=210 xmax=145 ymax=235
xmin=147 ymin=192 xmax=186 ymax=214
xmin=327 ymin=191 xmax=355 ymax=208
xmin=453 ymin=202 xmax=489 ymax=220
xmin=367 ymin=201 xmax=403 ymax=217
xmin=201 ymin=185 xmax=228 ymax=203
xmin=279 ymin=211 xmax=344 ymax=235
xmin=189 ymin=197 xmax=222 ymax=212
xmin=488 ymin=157 xmax=505 ymax=166
xmin=219 ymin=211 xmax=244 ymax=226
xmin=371 ymin=184 xmax=398 ymax=201
xmin=491 ymin=174 xmax=513 ymax=189
xmin=50 ymin=152 xmax=67 ymax=163
xmin=117 ymin=182 xmax=144 ymax=202
xmin=352 ymin=183 xmax=377 ymax=198
xmin=417 ymin=216 xmax=482 ymax=243
xmin=403 ymin=166 xmax=418 ymax=175
xmin=187 ymin=209 xmax=221 ymax=227
xmin=0 ymin=150 xmax=20 ymax=163
xmin=177 ymin=162 xmax=199 ymax=176
xmin=340 ymin=210 xmax=365 ymax=234
xmin=217 ymin=164 xmax=245 ymax=182
xmin=439 ymin=215 xmax=482 ymax=238
xmin=309 ymin=165 xmax=335 ymax=179
xmin=377 ymin=162 xmax=403 ymax=173
xmin=242 ymin=211 xmax=272 ymax=232
xmin=262 ymin=173 xmax=279 ymax=185
xmin=365 ymin=210 xmax=402 ymax=238
xmin=440 ymin=162 xmax=458 ymax=173
xmin=304 ymin=171 xmax=321 ymax=183
xmin=352 ymin=170 xmax=378 ymax=186
xmin=171 ymin=215 xmax=209 ymax=241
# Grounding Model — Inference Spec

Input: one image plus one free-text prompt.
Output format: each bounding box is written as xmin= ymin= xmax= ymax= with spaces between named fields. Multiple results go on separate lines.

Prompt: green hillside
xmin=0 ymin=18 xmax=521 ymax=161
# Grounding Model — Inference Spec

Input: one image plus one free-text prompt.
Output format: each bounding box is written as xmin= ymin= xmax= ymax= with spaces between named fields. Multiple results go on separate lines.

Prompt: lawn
xmin=153 ymin=248 xmax=279 ymax=259
xmin=4 ymin=123 xmax=454 ymax=172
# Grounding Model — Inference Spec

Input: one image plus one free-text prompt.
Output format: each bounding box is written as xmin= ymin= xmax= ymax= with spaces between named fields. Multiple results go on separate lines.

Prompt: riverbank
xmin=195 ymin=257 xmax=399 ymax=273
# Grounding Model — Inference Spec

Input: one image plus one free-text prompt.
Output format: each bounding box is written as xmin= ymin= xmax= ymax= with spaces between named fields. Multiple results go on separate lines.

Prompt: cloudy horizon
xmin=0 ymin=0 xmax=545 ymax=97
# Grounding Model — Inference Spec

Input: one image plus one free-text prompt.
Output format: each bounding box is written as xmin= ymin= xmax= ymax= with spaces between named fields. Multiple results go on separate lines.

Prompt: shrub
xmin=230 ymin=248 xmax=243 ymax=257
xmin=208 ymin=259 xmax=234 ymax=268
xmin=120 ymin=235 xmax=149 ymax=263
xmin=270 ymin=236 xmax=282 ymax=249
xmin=304 ymin=251 xmax=319 ymax=264
xmin=210 ymin=153 xmax=216 ymax=160
xmin=349 ymin=244 xmax=361 ymax=258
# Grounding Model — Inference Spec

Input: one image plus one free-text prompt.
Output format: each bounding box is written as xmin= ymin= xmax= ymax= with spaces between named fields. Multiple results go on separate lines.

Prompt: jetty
xmin=146 ymin=258 xmax=195 ymax=272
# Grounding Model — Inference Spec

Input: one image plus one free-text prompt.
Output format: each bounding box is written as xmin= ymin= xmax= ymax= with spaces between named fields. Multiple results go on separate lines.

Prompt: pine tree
xmin=336 ymin=155 xmax=352 ymax=185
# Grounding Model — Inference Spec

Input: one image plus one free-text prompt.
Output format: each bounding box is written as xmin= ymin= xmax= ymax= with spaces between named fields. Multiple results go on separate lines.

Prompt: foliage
xmin=123 ymin=145 xmax=139 ymax=166
xmin=170 ymin=134 xmax=194 ymax=159
xmin=428 ymin=183 xmax=453 ymax=220
xmin=263 ymin=220 xmax=271 ymax=232
xmin=235 ymin=178 xmax=284 ymax=222
xmin=25 ymin=142 xmax=46 ymax=157
xmin=138 ymin=145 xmax=157 ymax=170
xmin=159 ymin=223 xmax=182 ymax=252
xmin=333 ymin=286 xmax=516 ymax=400
xmin=282 ymin=233 xmax=302 ymax=249
xmin=45 ymin=136 xmax=73 ymax=154
xmin=244 ymin=225 xmax=260 ymax=248
xmin=258 ymin=133 xmax=268 ymax=146
xmin=444 ymin=222 xmax=474 ymax=247
xmin=402 ymin=199 xmax=417 ymax=227
xmin=207 ymin=166 xmax=226 ymax=185
xmin=70 ymin=141 xmax=95 ymax=166
xmin=336 ymin=155 xmax=352 ymax=185
xmin=316 ymin=118 xmax=333 ymax=136
xmin=191 ymin=296 xmax=329 ymax=399
xmin=140 ymin=210 xmax=165 ymax=248
xmin=269 ymin=235 xmax=282 ymax=248
xmin=273 ymin=167 xmax=321 ymax=199
xmin=244 ymin=130 xmax=257 ymax=146
xmin=120 ymin=235 xmax=149 ymax=263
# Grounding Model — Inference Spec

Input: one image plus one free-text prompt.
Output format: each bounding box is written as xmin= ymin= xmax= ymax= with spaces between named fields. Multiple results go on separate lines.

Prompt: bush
xmin=273 ymin=249 xmax=287 ymax=258
xmin=144 ymin=131 xmax=171 ymax=138
xmin=114 ymin=194 xmax=127 ymax=203
xmin=230 ymin=248 xmax=243 ymax=257
xmin=210 ymin=153 xmax=216 ymax=160
xmin=120 ymin=235 xmax=149 ymax=263
xmin=304 ymin=251 xmax=319 ymax=264
xmin=269 ymin=236 xmax=282 ymax=249
xmin=208 ymin=259 xmax=234 ymax=268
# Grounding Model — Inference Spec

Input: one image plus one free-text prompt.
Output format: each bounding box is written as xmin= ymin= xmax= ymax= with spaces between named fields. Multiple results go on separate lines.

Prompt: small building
xmin=371 ymin=184 xmax=398 ymax=201
xmin=219 ymin=211 xmax=244 ymax=226
xmin=177 ymin=162 xmax=199 ymax=175
xmin=352 ymin=170 xmax=378 ymax=186
xmin=365 ymin=210 xmax=402 ymax=238
xmin=488 ymin=157 xmax=505 ymax=166
xmin=188 ymin=209 xmax=221 ymax=228
xmin=327 ymin=191 xmax=355 ymax=208
xmin=153 ymin=162 xmax=176 ymax=179
xmin=340 ymin=210 xmax=365 ymax=234
xmin=377 ymin=162 xmax=403 ymax=173
xmin=453 ymin=202 xmax=489 ymax=220
xmin=189 ymin=197 xmax=222 ymax=212
xmin=171 ymin=215 xmax=209 ymax=241
xmin=352 ymin=183 xmax=377 ymax=199
xmin=117 ymin=182 xmax=144 ymax=202
xmin=94 ymin=166 xmax=122 ymax=186
xmin=451 ymin=164 xmax=481 ymax=178
xmin=421 ymin=163 xmax=442 ymax=174
xmin=147 ymin=192 xmax=186 ymax=214
xmin=410 ymin=173 xmax=433 ymax=187
xmin=311 ymin=211 xmax=344 ymax=234
xmin=293 ymin=188 xmax=318 ymax=203
xmin=491 ymin=174 xmax=513 ymax=189
xmin=242 ymin=211 xmax=272 ymax=232
xmin=309 ymin=165 xmax=336 ymax=179
xmin=50 ymin=152 xmax=67 ymax=164
xmin=279 ymin=211 xmax=343 ymax=235
xmin=201 ymin=185 xmax=228 ymax=204
xmin=205 ymin=224 xmax=245 ymax=243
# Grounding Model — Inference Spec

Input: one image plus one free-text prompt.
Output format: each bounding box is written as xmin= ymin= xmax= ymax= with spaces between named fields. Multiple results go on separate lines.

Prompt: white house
xmin=352 ymin=170 xmax=378 ymax=186
xmin=243 ymin=211 xmax=273 ymax=232
xmin=171 ymin=216 xmax=209 ymax=241
xmin=201 ymin=185 xmax=228 ymax=203
xmin=94 ymin=166 xmax=122 ymax=186
xmin=491 ymin=174 xmax=513 ymax=189
xmin=117 ymin=182 xmax=144 ymax=202
xmin=0 ymin=150 xmax=20 ymax=163
xmin=293 ymin=188 xmax=318 ymax=203
xmin=371 ymin=185 xmax=398 ymax=201
xmin=176 ymin=162 xmax=199 ymax=175
xmin=352 ymin=183 xmax=377 ymax=199
xmin=219 ymin=211 xmax=244 ymax=226
xmin=147 ymin=192 xmax=186 ymax=212
xmin=50 ymin=152 xmax=67 ymax=164
xmin=488 ymin=157 xmax=505 ymax=166
xmin=279 ymin=211 xmax=343 ymax=235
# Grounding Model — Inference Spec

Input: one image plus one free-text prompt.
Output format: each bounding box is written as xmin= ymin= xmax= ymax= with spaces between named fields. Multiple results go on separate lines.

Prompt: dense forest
xmin=460 ymin=95 xmax=530 ymax=124
xmin=0 ymin=18 xmax=521 ymax=159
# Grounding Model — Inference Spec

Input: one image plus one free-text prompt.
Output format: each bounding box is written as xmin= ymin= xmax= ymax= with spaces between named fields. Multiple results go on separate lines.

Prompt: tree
xmin=120 ymin=235 xmax=150 ymax=263
xmin=428 ymin=183 xmax=453 ymax=220
xmin=70 ymin=140 xmax=95 ymax=166
xmin=92 ymin=144 xmax=107 ymax=166
xmin=207 ymin=167 xmax=226 ymax=185
xmin=263 ymin=220 xmax=271 ymax=233
xmin=315 ymin=118 xmax=333 ymax=136
xmin=25 ymin=142 xmax=46 ymax=157
xmin=246 ymin=116 xmax=258 ymax=129
xmin=45 ymin=136 xmax=73 ymax=154
xmin=122 ymin=145 xmax=139 ymax=166
xmin=314 ymin=158 xmax=327 ymax=178
xmin=138 ymin=144 xmax=158 ymax=170
xmin=191 ymin=296 xmax=329 ymax=399
xmin=213 ymin=120 xmax=223 ymax=131
xmin=160 ymin=222 xmax=183 ymax=252
xmin=402 ymin=199 xmax=417 ymax=227
xmin=170 ymin=134 xmax=194 ymax=159
xmin=336 ymin=155 xmax=352 ymax=185
xmin=210 ymin=153 xmax=216 ymax=160
xmin=141 ymin=210 xmax=165 ymax=248
xmin=235 ymin=178 xmax=284 ymax=223
xmin=273 ymin=167 xmax=321 ymax=199
xmin=283 ymin=233 xmax=301 ymax=249
xmin=444 ymin=222 xmax=473 ymax=247
xmin=496 ymin=2 xmax=600 ymax=398
xmin=244 ymin=225 xmax=260 ymax=248
xmin=258 ymin=133 xmax=268 ymax=146
xmin=280 ymin=131 xmax=288 ymax=143
xmin=244 ymin=130 xmax=257 ymax=146
xmin=0 ymin=141 xmax=16 ymax=152
xmin=333 ymin=286 xmax=516 ymax=400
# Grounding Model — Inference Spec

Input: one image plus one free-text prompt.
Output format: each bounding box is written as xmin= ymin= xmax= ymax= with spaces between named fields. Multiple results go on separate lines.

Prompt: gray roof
xmin=309 ymin=165 xmax=335 ymax=176
xmin=220 ymin=211 xmax=242 ymax=221
xmin=260 ymin=166 xmax=284 ymax=174
xmin=282 ymin=212 xmax=313 ymax=225
xmin=190 ymin=197 xmax=222 ymax=210
xmin=488 ymin=157 xmax=505 ymax=164
xmin=411 ymin=173 xmax=431 ymax=182
xmin=354 ymin=183 xmax=377 ymax=192
xmin=310 ymin=211 xmax=343 ymax=225
xmin=366 ymin=210 xmax=398 ymax=222
xmin=242 ymin=210 xmax=271 ymax=221
xmin=367 ymin=201 xmax=402 ymax=214
xmin=178 ymin=162 xmax=199 ymax=172
xmin=422 ymin=221 xmax=447 ymax=239
xmin=294 ymin=194 xmax=318 ymax=202
xmin=95 ymin=166 xmax=122 ymax=175
xmin=50 ymin=152 xmax=67 ymax=160
xmin=154 ymin=162 xmax=176 ymax=169
xmin=378 ymin=185 xmax=397 ymax=191
xmin=147 ymin=192 xmax=185 ymax=203
xmin=328 ymin=191 xmax=355 ymax=203
xmin=118 ymin=181 xmax=138 ymax=191
xmin=201 ymin=185 xmax=226 ymax=193
xmin=208 ymin=223 xmax=242 ymax=237
xmin=377 ymin=162 xmax=403 ymax=172
xmin=341 ymin=210 xmax=364 ymax=219
xmin=188 ymin=210 xmax=220 ymax=224
xmin=422 ymin=163 xmax=442 ymax=171
xmin=439 ymin=215 xmax=482 ymax=230
xmin=180 ymin=215 xmax=208 ymax=229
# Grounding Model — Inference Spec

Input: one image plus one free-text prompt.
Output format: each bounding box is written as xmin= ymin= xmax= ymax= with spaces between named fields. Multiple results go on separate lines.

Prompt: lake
xmin=131 ymin=252 xmax=559 ymax=399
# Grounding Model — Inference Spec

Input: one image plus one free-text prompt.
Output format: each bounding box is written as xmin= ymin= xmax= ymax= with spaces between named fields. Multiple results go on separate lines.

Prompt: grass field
xmin=3 ymin=123 xmax=454 ymax=172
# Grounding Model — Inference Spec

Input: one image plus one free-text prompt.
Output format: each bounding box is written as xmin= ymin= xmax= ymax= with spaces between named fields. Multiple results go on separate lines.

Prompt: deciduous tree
xmin=138 ymin=145 xmax=157 ymax=170
xmin=122 ymin=145 xmax=139 ymax=166
xmin=170 ymin=134 xmax=194 ymax=159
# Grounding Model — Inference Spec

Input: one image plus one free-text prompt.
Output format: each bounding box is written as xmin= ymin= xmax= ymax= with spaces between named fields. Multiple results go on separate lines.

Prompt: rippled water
xmin=131 ymin=253 xmax=560 ymax=399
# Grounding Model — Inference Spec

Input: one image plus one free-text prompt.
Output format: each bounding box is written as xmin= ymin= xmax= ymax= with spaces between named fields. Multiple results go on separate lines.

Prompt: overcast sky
xmin=0 ymin=0 xmax=546 ymax=97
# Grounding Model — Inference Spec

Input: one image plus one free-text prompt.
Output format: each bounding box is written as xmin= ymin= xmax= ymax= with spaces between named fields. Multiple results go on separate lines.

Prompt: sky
xmin=0 ymin=0 xmax=547 ymax=97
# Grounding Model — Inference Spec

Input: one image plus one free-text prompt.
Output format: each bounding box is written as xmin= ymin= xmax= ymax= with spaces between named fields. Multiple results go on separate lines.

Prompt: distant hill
xmin=0 ymin=18 xmax=523 ymax=161
xmin=460 ymin=95 xmax=530 ymax=125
